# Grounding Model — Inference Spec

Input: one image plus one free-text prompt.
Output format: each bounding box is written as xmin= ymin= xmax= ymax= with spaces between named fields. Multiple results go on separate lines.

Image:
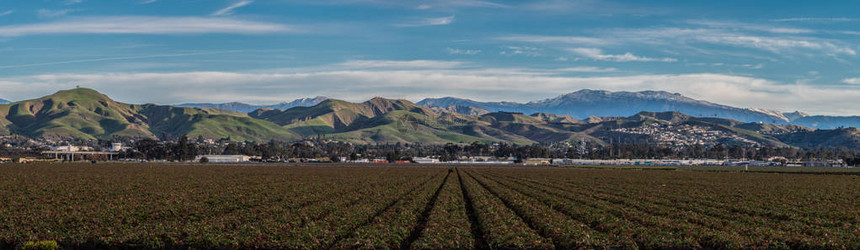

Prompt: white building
xmin=109 ymin=143 xmax=126 ymax=152
xmin=413 ymin=157 xmax=440 ymax=164
xmin=195 ymin=155 xmax=252 ymax=163
xmin=50 ymin=145 xmax=93 ymax=152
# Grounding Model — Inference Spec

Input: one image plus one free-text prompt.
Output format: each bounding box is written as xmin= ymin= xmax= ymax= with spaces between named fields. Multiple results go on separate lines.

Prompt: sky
xmin=0 ymin=0 xmax=858 ymax=115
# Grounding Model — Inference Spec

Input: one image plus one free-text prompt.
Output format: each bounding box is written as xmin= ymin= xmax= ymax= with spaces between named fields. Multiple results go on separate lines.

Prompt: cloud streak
xmin=37 ymin=9 xmax=78 ymax=18
xmin=556 ymin=66 xmax=617 ymax=72
xmin=335 ymin=60 xmax=465 ymax=69
xmin=0 ymin=50 xmax=258 ymax=69
xmin=396 ymin=16 xmax=455 ymax=27
xmin=771 ymin=17 xmax=857 ymax=22
xmin=0 ymin=16 xmax=295 ymax=37
xmin=568 ymin=48 xmax=677 ymax=62
xmin=211 ymin=1 xmax=253 ymax=16
xmin=497 ymin=35 xmax=607 ymax=46
xmin=447 ymin=48 xmax=481 ymax=55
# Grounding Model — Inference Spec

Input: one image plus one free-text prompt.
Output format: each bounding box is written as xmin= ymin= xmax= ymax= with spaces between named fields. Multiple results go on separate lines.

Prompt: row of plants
xmin=411 ymin=170 xmax=475 ymax=249
xmin=457 ymin=169 xmax=553 ymax=249
xmin=476 ymin=167 xmax=860 ymax=249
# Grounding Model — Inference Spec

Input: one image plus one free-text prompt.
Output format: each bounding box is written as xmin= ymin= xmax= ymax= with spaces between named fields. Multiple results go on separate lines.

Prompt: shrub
xmin=20 ymin=240 xmax=59 ymax=250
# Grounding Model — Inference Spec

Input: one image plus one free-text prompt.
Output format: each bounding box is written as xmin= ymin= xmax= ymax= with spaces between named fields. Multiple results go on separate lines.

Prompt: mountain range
xmin=418 ymin=89 xmax=860 ymax=129
xmin=0 ymin=99 xmax=9 ymax=105
xmin=0 ymin=88 xmax=857 ymax=149
xmin=178 ymin=96 xmax=329 ymax=113
xmin=0 ymin=89 xmax=300 ymax=142
xmin=179 ymin=90 xmax=859 ymax=129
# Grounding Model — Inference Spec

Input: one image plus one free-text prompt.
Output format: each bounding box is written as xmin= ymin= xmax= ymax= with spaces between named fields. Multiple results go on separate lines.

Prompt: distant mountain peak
xmin=178 ymin=96 xmax=330 ymax=113
xmin=418 ymin=89 xmax=829 ymax=126
xmin=0 ymin=98 xmax=10 ymax=104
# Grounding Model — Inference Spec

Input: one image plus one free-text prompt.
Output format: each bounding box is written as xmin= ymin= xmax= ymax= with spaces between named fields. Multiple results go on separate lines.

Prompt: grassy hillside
xmin=0 ymin=88 xmax=299 ymax=141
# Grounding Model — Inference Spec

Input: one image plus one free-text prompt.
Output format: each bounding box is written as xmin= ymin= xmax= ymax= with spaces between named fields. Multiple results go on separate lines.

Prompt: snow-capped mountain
xmin=0 ymin=99 xmax=9 ymax=104
xmin=418 ymin=89 xmax=859 ymax=129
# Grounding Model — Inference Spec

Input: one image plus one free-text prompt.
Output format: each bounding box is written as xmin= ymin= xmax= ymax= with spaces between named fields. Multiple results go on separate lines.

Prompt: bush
xmin=199 ymin=157 xmax=209 ymax=163
xmin=20 ymin=240 xmax=59 ymax=250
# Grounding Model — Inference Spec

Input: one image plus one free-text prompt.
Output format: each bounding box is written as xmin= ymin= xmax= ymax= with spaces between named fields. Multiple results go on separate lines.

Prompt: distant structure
xmin=109 ymin=143 xmax=127 ymax=152
xmin=413 ymin=157 xmax=440 ymax=164
xmin=195 ymin=155 xmax=251 ymax=163
xmin=51 ymin=145 xmax=93 ymax=152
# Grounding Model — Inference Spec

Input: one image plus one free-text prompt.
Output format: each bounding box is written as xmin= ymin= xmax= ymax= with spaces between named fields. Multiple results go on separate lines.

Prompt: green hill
xmin=0 ymin=88 xmax=299 ymax=142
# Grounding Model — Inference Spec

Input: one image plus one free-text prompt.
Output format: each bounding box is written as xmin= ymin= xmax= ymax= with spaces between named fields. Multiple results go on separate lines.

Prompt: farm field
xmin=1 ymin=164 xmax=859 ymax=249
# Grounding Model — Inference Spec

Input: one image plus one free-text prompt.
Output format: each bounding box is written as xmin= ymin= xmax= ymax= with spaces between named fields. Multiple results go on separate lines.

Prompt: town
xmin=1 ymin=135 xmax=854 ymax=168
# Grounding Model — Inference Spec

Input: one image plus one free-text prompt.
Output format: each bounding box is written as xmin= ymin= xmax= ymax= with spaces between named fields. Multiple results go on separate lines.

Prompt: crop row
xmin=411 ymin=170 xmax=475 ymax=249
xmin=472 ymin=167 xmax=860 ymax=249
xmin=2 ymin=164 xmax=859 ymax=249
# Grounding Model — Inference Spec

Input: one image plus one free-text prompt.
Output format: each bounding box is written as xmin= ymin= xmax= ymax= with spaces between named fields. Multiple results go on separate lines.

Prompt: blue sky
xmin=0 ymin=0 xmax=858 ymax=115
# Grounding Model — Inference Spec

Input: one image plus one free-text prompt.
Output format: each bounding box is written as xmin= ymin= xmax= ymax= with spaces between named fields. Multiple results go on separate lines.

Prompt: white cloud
xmin=556 ymin=66 xmax=617 ymax=72
xmin=140 ymin=0 xmax=158 ymax=4
xmin=447 ymin=48 xmax=481 ymax=55
xmin=771 ymin=17 xmax=857 ymax=22
xmin=335 ymin=60 xmax=465 ymax=69
xmin=211 ymin=0 xmax=253 ymax=17
xmin=687 ymin=20 xmax=813 ymax=34
xmin=0 ymin=50 xmax=255 ymax=69
xmin=605 ymin=27 xmax=856 ymax=56
xmin=0 ymin=10 xmax=13 ymax=17
xmin=0 ymin=16 xmax=296 ymax=37
xmin=698 ymin=35 xmax=856 ymax=55
xmin=568 ymin=48 xmax=677 ymax=62
xmin=322 ymin=0 xmax=507 ymax=9
xmin=37 ymin=9 xmax=77 ymax=18
xmin=844 ymin=78 xmax=860 ymax=85
xmin=396 ymin=16 xmax=455 ymax=27
xmin=500 ymin=46 xmax=542 ymax=57
xmin=496 ymin=35 xmax=607 ymax=46
xmin=65 ymin=0 xmax=84 ymax=5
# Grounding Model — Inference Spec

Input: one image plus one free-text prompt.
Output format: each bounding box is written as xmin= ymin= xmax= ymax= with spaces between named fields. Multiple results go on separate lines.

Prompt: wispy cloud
xmin=771 ymin=17 xmax=857 ymax=22
xmin=844 ymin=78 xmax=860 ymax=85
xmin=314 ymin=0 xmax=507 ymax=9
xmin=65 ymin=0 xmax=84 ymax=5
xmin=212 ymin=1 xmax=253 ymax=16
xmin=0 ymin=16 xmax=296 ymax=37
xmin=0 ymin=50 xmax=255 ymax=69
xmin=140 ymin=0 xmax=158 ymax=4
xmin=497 ymin=35 xmax=607 ymax=46
xmin=500 ymin=46 xmax=542 ymax=57
xmin=555 ymin=66 xmax=617 ymax=72
xmin=37 ymin=9 xmax=77 ymax=18
xmin=687 ymin=20 xmax=813 ymax=34
xmin=335 ymin=60 xmax=465 ymax=69
xmin=447 ymin=48 xmax=481 ymax=55
xmin=568 ymin=48 xmax=677 ymax=62
xmin=0 ymin=10 xmax=13 ymax=17
xmin=604 ymin=27 xmax=857 ymax=56
xmin=396 ymin=16 xmax=455 ymax=27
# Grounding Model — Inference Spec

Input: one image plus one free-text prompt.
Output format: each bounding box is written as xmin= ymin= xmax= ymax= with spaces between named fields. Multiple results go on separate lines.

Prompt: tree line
xmin=122 ymin=137 xmax=858 ymax=165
